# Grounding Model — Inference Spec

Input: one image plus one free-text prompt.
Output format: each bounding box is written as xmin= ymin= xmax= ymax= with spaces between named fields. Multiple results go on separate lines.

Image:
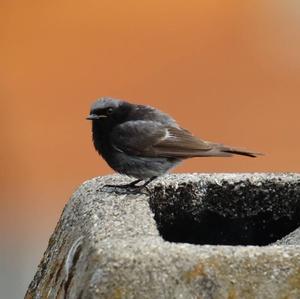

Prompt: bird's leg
xmin=142 ymin=176 xmax=158 ymax=188
xmin=133 ymin=176 xmax=158 ymax=192
xmin=104 ymin=178 xmax=143 ymax=189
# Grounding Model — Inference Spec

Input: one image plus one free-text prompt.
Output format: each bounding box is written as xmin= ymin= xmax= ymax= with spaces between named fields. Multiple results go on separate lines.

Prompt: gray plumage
xmin=87 ymin=97 xmax=260 ymax=189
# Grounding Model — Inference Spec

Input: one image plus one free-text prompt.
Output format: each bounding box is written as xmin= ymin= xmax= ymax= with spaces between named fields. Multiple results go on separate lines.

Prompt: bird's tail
xmin=203 ymin=142 xmax=263 ymax=158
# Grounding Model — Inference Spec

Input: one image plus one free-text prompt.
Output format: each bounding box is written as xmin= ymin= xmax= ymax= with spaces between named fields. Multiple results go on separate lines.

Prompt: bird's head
xmin=87 ymin=97 xmax=133 ymax=127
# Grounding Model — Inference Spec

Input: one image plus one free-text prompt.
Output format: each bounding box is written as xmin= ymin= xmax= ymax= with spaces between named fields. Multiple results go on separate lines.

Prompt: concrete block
xmin=25 ymin=173 xmax=300 ymax=299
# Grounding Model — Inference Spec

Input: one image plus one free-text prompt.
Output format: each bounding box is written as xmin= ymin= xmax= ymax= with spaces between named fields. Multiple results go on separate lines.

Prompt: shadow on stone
xmin=153 ymin=210 xmax=300 ymax=245
xmin=150 ymin=177 xmax=300 ymax=246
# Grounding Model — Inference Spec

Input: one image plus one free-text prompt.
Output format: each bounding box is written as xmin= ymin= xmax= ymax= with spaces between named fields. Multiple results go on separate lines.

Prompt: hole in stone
xmin=149 ymin=178 xmax=300 ymax=246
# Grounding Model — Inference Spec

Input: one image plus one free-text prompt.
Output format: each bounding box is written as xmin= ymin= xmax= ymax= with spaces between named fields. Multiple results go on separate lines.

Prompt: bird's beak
xmin=86 ymin=114 xmax=107 ymax=120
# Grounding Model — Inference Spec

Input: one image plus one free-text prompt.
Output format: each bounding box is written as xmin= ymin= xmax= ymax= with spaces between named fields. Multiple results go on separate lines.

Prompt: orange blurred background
xmin=1 ymin=0 xmax=300 ymax=297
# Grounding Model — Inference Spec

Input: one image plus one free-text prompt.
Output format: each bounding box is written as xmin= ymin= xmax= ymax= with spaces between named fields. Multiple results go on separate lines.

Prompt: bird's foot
xmin=103 ymin=177 xmax=157 ymax=194
xmin=104 ymin=178 xmax=142 ymax=189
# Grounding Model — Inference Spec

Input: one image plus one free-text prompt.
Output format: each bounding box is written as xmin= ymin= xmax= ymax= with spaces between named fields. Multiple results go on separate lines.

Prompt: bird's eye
xmin=107 ymin=107 xmax=114 ymax=115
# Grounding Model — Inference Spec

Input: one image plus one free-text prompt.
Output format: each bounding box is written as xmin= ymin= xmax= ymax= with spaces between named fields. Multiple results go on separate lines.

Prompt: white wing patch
xmin=162 ymin=128 xmax=175 ymax=140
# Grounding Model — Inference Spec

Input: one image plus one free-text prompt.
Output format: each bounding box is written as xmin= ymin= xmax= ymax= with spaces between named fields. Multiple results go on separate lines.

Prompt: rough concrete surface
xmin=25 ymin=173 xmax=300 ymax=299
xmin=275 ymin=227 xmax=300 ymax=245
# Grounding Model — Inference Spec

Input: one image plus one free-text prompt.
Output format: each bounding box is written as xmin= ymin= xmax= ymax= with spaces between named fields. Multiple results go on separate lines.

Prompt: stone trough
xmin=25 ymin=173 xmax=300 ymax=299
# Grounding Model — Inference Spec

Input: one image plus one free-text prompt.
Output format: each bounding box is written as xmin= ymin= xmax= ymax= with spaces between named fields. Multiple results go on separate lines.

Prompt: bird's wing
xmin=110 ymin=120 xmax=212 ymax=157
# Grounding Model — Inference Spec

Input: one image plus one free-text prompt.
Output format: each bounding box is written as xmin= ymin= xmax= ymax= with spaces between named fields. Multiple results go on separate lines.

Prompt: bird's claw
xmin=102 ymin=183 xmax=150 ymax=195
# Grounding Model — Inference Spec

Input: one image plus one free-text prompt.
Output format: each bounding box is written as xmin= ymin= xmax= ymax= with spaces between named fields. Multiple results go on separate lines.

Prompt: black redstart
xmin=87 ymin=97 xmax=261 ymax=190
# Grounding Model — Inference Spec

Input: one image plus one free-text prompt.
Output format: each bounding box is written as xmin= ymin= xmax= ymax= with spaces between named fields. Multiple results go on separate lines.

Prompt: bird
xmin=87 ymin=97 xmax=261 ymax=190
